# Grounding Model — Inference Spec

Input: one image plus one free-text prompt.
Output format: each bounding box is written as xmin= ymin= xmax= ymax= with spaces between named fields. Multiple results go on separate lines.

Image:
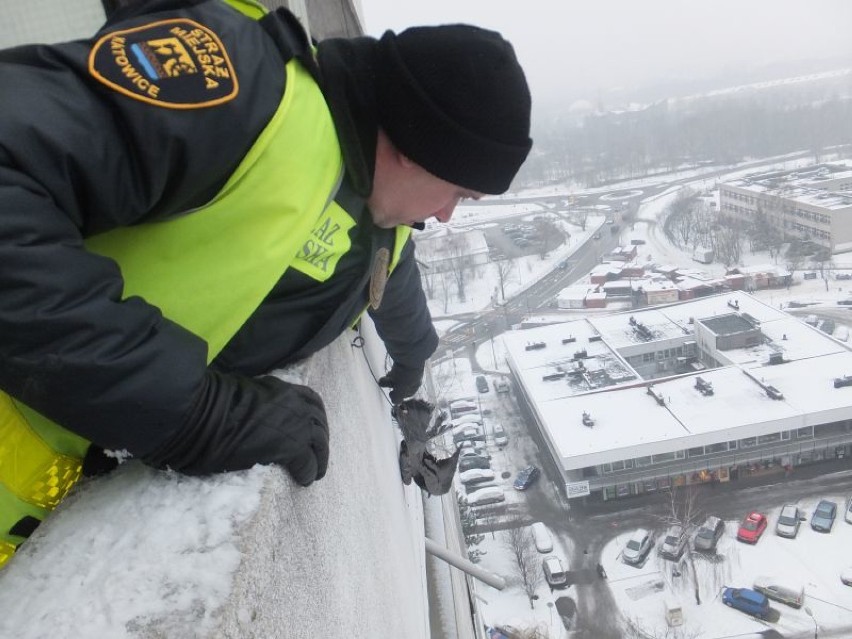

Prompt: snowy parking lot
xmin=605 ymin=492 xmax=852 ymax=637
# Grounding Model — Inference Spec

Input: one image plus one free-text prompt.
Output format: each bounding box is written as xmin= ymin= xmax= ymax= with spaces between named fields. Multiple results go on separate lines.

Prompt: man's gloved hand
xmin=378 ymin=362 xmax=424 ymax=404
xmin=144 ymin=371 xmax=329 ymax=486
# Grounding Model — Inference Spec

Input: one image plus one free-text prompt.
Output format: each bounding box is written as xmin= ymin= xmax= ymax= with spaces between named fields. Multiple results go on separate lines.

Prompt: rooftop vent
xmin=834 ymin=375 xmax=852 ymax=389
xmin=694 ymin=377 xmax=714 ymax=396
xmin=629 ymin=316 xmax=654 ymax=341
xmin=542 ymin=372 xmax=566 ymax=382
xmin=582 ymin=411 xmax=595 ymax=428
xmin=525 ymin=342 xmax=546 ymax=351
xmin=765 ymin=385 xmax=784 ymax=400
xmin=727 ymin=299 xmax=740 ymax=310
xmin=573 ymin=349 xmax=588 ymax=360
xmin=588 ymin=335 xmax=602 ymax=342
xmin=768 ymin=352 xmax=784 ymax=365
xmin=562 ymin=336 xmax=576 ymax=344
xmin=646 ymin=385 xmax=666 ymax=406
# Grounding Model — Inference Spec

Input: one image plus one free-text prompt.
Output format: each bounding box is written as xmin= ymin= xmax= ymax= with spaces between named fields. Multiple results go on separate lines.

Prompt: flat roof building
xmin=503 ymin=290 xmax=852 ymax=501
xmin=718 ymin=162 xmax=852 ymax=254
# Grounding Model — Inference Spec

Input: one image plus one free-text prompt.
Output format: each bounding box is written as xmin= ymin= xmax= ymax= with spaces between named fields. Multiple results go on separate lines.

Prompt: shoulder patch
xmin=88 ymin=19 xmax=238 ymax=109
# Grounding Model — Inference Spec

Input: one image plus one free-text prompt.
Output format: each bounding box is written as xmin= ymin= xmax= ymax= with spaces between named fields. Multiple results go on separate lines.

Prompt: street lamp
xmin=804 ymin=606 xmax=818 ymax=639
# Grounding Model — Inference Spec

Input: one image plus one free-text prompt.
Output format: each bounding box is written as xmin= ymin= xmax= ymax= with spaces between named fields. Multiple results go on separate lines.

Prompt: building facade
xmin=718 ymin=162 xmax=852 ymax=254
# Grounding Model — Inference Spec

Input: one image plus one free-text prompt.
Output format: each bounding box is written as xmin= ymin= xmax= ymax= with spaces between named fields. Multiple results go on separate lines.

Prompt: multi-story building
xmin=503 ymin=290 xmax=852 ymax=502
xmin=718 ymin=162 xmax=852 ymax=254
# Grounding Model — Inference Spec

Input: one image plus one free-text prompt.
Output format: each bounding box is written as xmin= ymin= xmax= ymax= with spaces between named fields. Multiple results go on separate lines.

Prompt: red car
xmin=737 ymin=512 xmax=768 ymax=544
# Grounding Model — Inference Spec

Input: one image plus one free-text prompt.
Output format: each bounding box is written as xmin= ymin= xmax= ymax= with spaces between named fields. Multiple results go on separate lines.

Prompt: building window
xmin=741 ymin=436 xmax=756 ymax=448
xmin=653 ymin=452 xmax=676 ymax=463
xmin=728 ymin=441 xmax=738 ymax=450
xmin=757 ymin=432 xmax=781 ymax=444
xmin=796 ymin=426 xmax=814 ymax=439
xmin=687 ymin=446 xmax=705 ymax=458
xmin=705 ymin=442 xmax=729 ymax=454
xmin=635 ymin=456 xmax=652 ymax=467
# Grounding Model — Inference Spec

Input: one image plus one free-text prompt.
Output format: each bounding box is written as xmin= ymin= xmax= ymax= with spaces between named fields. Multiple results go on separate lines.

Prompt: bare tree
xmin=502 ymin=518 xmax=543 ymax=608
xmin=657 ymin=485 xmax=727 ymax=607
xmin=445 ymin=231 xmax=473 ymax=303
xmin=456 ymin=493 xmax=485 ymax=563
xmin=533 ymin=216 xmax=561 ymax=258
xmin=493 ymin=257 xmax=517 ymax=302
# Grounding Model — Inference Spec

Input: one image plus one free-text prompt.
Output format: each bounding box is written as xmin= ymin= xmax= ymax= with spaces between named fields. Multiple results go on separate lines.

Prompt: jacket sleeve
xmin=368 ymin=239 xmax=439 ymax=369
xmin=0 ymin=0 xmax=285 ymax=456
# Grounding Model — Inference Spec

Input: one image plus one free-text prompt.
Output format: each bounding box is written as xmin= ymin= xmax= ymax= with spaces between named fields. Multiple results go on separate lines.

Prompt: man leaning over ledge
xmin=0 ymin=0 xmax=532 ymax=568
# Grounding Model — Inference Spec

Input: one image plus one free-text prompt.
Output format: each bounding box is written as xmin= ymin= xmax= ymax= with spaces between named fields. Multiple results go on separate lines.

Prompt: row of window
xmin=628 ymin=344 xmax=695 ymax=366
xmin=599 ymin=426 xmax=814 ymax=473
xmin=721 ymin=201 xmax=831 ymax=225
xmin=786 ymin=222 xmax=830 ymax=239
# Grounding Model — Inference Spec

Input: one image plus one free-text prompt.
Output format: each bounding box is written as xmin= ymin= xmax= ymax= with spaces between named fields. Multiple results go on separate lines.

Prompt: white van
xmin=531 ymin=522 xmax=553 ymax=553
xmin=753 ymin=575 xmax=805 ymax=609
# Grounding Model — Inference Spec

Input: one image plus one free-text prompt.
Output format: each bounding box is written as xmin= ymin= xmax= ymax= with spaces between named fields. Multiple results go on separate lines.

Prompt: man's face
xmin=368 ymin=136 xmax=482 ymax=228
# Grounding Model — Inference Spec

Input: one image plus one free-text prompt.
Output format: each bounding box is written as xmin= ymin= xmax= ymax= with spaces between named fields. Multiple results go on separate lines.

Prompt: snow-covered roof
xmin=504 ymin=291 xmax=852 ymax=469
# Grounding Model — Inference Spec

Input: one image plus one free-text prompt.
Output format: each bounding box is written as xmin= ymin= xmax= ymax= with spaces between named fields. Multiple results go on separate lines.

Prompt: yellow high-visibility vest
xmin=0 ymin=52 xmax=343 ymax=567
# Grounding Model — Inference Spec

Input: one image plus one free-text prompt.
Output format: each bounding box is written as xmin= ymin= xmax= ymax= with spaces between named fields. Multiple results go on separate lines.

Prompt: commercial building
xmin=503 ymin=291 xmax=852 ymax=501
xmin=718 ymin=162 xmax=852 ymax=254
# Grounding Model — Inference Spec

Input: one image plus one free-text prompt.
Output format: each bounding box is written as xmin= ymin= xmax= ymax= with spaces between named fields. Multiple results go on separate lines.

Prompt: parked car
xmin=844 ymin=497 xmax=852 ymax=524
xmin=811 ymin=499 xmax=837 ymax=532
xmin=451 ymin=413 xmax=483 ymax=428
xmin=752 ymin=576 xmax=804 ymax=609
xmin=841 ymin=567 xmax=852 ymax=587
xmin=459 ymin=468 xmax=496 ymax=485
xmin=459 ymin=442 xmax=489 ymax=459
xmin=449 ymin=399 xmax=478 ymax=417
xmin=554 ymin=597 xmax=576 ymax=632
xmin=775 ymin=504 xmax=803 ymax=538
xmin=542 ymin=556 xmax=569 ymax=590
xmin=475 ymin=375 xmax=490 ymax=393
xmin=722 ymin=587 xmax=770 ymax=619
xmin=660 ymin=526 xmax=687 ymax=560
xmin=459 ymin=455 xmax=491 ymax=473
xmin=492 ymin=423 xmax=508 ymax=447
xmin=531 ymin=522 xmax=553 ymax=554
xmin=453 ymin=425 xmax=486 ymax=445
xmin=494 ymin=378 xmax=510 ymax=393
xmin=737 ymin=512 xmax=768 ymax=544
xmin=513 ymin=465 xmax=540 ymax=491
xmin=465 ymin=485 xmax=505 ymax=507
xmin=622 ymin=528 xmax=654 ymax=565
xmin=694 ymin=515 xmax=725 ymax=552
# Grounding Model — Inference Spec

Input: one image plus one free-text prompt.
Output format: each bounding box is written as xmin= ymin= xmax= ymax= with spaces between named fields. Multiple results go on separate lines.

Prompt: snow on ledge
xmin=0 ymin=322 xmax=429 ymax=639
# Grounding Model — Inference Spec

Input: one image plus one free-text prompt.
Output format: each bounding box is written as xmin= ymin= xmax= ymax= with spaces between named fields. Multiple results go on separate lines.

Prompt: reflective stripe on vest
xmin=0 ymin=57 xmax=342 ymax=567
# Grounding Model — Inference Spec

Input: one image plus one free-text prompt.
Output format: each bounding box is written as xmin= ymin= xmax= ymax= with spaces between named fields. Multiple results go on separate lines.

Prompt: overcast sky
xmin=358 ymin=0 xmax=852 ymax=110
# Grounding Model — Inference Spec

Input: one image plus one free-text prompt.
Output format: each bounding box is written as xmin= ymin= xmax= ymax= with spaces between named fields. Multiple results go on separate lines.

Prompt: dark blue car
xmin=513 ymin=465 xmax=540 ymax=491
xmin=811 ymin=499 xmax=837 ymax=533
xmin=722 ymin=587 xmax=770 ymax=619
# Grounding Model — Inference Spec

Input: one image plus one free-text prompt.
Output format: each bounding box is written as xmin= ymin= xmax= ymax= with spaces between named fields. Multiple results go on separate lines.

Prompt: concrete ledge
xmin=0 ymin=322 xmax=429 ymax=639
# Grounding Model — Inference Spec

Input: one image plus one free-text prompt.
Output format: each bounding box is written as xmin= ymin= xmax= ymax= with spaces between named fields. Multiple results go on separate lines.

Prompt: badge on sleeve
xmin=88 ymin=19 xmax=238 ymax=109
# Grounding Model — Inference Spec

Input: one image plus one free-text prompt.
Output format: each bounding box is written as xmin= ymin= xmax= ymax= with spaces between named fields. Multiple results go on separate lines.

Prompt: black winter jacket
xmin=0 ymin=0 xmax=437 ymax=456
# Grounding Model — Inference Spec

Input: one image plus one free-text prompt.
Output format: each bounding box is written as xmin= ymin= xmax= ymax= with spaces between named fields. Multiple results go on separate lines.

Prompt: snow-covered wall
xmin=0 ymin=320 xmax=430 ymax=639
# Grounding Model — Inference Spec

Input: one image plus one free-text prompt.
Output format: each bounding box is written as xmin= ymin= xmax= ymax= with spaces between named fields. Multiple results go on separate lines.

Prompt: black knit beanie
xmin=375 ymin=24 xmax=532 ymax=195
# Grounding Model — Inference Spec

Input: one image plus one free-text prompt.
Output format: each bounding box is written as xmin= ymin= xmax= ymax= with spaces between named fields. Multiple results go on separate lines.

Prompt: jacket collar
xmin=316 ymin=36 xmax=379 ymax=199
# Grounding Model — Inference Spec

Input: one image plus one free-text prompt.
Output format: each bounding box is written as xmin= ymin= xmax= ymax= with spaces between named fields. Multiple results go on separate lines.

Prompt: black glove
xmin=378 ymin=362 xmax=424 ymax=404
xmin=145 ymin=371 xmax=329 ymax=487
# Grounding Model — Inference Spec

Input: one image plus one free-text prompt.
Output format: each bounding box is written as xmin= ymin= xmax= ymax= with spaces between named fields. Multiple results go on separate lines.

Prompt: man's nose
xmin=433 ymin=199 xmax=458 ymax=223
